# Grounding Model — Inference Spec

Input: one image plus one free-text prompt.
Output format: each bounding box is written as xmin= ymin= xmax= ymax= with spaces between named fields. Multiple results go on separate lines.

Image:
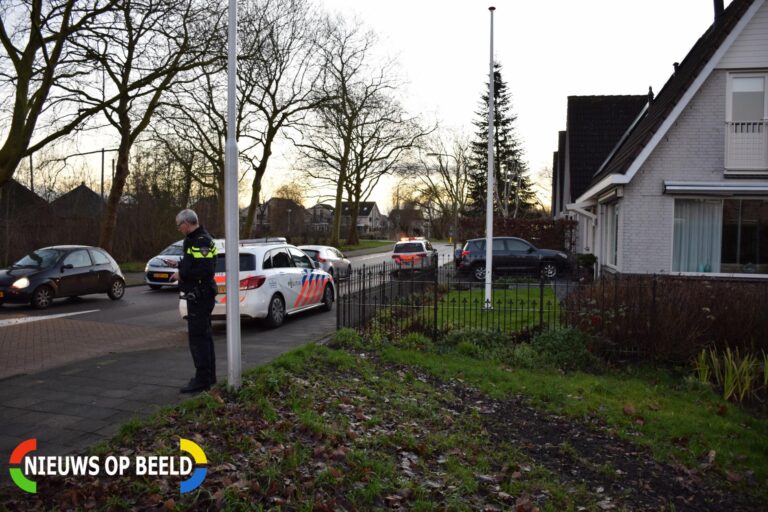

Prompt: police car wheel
xmin=321 ymin=285 xmax=334 ymax=312
xmin=108 ymin=279 xmax=125 ymax=300
xmin=265 ymin=294 xmax=285 ymax=328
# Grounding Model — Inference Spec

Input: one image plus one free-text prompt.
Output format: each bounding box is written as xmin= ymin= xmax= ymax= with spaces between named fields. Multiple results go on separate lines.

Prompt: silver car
xmin=144 ymin=240 xmax=183 ymax=290
xmin=297 ymin=245 xmax=352 ymax=279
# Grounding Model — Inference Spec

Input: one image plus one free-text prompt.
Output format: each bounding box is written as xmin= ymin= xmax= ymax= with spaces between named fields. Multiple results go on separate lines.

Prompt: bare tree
xmin=413 ymin=134 xmax=472 ymax=244
xmin=341 ymin=93 xmax=430 ymax=244
xmin=66 ymin=0 xmax=221 ymax=251
xmin=154 ymin=0 xmax=324 ymax=237
xmin=240 ymin=0 xmax=330 ymax=236
xmin=296 ymin=18 xmax=429 ymax=246
xmin=0 ymin=0 xmax=118 ymax=188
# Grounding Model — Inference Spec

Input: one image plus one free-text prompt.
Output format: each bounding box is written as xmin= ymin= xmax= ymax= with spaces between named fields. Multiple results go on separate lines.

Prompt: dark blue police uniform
xmin=179 ymin=225 xmax=217 ymax=391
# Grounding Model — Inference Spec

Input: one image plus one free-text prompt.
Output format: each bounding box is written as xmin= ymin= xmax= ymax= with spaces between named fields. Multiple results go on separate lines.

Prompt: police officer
xmin=172 ymin=209 xmax=218 ymax=393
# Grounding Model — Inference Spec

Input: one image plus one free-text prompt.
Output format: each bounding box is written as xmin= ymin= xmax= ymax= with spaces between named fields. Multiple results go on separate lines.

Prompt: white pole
xmin=225 ymin=0 xmax=242 ymax=390
xmin=484 ymin=6 xmax=496 ymax=310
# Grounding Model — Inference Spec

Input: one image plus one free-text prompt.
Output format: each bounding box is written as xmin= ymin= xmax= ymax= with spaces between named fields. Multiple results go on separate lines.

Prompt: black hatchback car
xmin=0 ymin=246 xmax=126 ymax=309
xmin=456 ymin=237 xmax=570 ymax=280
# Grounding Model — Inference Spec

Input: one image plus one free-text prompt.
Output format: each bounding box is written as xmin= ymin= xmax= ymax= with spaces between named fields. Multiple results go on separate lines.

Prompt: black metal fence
xmin=336 ymin=260 xmax=582 ymax=338
xmin=336 ymin=262 xmax=768 ymax=360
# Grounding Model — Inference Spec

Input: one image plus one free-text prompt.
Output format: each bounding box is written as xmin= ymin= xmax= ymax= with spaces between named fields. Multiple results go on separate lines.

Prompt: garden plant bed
xmin=1 ymin=340 xmax=765 ymax=511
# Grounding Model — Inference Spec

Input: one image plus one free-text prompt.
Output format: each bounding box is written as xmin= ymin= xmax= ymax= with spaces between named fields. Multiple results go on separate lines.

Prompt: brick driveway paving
xmin=0 ymin=306 xmax=336 ymax=481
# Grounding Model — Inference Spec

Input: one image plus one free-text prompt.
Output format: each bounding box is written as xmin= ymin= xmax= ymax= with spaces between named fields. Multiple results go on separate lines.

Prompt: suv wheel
xmin=541 ymin=262 xmax=558 ymax=279
xmin=31 ymin=285 xmax=54 ymax=309
xmin=472 ymin=265 xmax=486 ymax=282
xmin=265 ymin=294 xmax=286 ymax=328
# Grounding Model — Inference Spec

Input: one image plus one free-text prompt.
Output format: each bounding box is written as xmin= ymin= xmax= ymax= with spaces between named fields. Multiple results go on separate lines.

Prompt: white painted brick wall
xmin=620 ymin=70 xmax=729 ymax=274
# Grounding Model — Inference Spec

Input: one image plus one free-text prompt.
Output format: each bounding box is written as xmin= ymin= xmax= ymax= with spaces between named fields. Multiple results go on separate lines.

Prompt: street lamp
xmin=426 ymin=152 xmax=461 ymax=259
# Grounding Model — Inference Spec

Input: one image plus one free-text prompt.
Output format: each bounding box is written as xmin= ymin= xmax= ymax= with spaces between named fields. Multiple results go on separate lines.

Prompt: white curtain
xmin=673 ymin=199 xmax=723 ymax=272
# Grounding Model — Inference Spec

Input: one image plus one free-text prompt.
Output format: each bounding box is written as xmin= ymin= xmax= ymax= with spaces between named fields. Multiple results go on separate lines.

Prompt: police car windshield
xmin=14 ymin=249 xmax=63 ymax=269
xmin=394 ymin=243 xmax=424 ymax=253
xmin=214 ymin=253 xmax=257 ymax=272
xmin=160 ymin=243 xmax=184 ymax=256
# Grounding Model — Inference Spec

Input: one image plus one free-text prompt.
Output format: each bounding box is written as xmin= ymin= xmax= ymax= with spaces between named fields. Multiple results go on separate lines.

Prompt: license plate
xmin=154 ymin=273 xmax=169 ymax=279
xmin=217 ymin=285 xmax=226 ymax=294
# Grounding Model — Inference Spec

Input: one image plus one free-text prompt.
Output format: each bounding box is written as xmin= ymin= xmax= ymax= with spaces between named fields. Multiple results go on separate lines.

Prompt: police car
xmin=179 ymin=239 xmax=335 ymax=327
xmin=391 ymin=237 xmax=439 ymax=271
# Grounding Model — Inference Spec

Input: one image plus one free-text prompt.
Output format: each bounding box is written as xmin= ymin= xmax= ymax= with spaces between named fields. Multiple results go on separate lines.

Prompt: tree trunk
xmin=99 ymin=138 xmax=132 ymax=253
xmin=345 ymin=200 xmax=360 ymax=246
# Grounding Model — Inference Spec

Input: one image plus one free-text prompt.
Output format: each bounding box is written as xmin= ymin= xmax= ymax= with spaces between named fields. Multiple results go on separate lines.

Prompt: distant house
xmin=51 ymin=182 xmax=104 ymax=217
xmin=48 ymin=183 xmax=104 ymax=246
xmin=563 ymin=0 xmax=768 ymax=278
xmin=552 ymin=95 xmax=647 ymax=253
xmin=340 ymin=201 xmax=385 ymax=233
xmin=264 ymin=198 xmax=306 ymax=236
xmin=307 ymin=203 xmax=334 ymax=232
xmin=0 ymin=180 xmax=51 ymax=264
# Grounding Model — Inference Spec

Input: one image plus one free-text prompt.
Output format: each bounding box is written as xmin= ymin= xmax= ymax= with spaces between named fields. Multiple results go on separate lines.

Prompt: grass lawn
xmin=4 ymin=335 xmax=765 ymax=511
xmin=435 ymin=287 xmax=561 ymax=331
xmin=119 ymin=261 xmax=146 ymax=272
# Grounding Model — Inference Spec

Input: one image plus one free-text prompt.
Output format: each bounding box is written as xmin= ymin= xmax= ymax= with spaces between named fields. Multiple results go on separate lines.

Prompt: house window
xmin=602 ymin=202 xmax=619 ymax=266
xmin=731 ymin=76 xmax=766 ymax=121
xmin=725 ymin=73 xmax=768 ymax=172
xmin=673 ymin=199 xmax=768 ymax=274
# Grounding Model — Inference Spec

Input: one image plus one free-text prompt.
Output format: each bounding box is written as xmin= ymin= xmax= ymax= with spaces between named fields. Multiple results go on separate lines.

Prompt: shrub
xmin=396 ymin=332 xmax=434 ymax=351
xmin=330 ymin=328 xmax=363 ymax=349
xmin=529 ymin=328 xmax=600 ymax=372
xmin=438 ymin=329 xmax=515 ymax=362
xmin=692 ymin=347 xmax=765 ymax=402
xmin=456 ymin=341 xmax=481 ymax=358
xmin=565 ymin=275 xmax=768 ymax=362
xmin=506 ymin=343 xmax=542 ymax=369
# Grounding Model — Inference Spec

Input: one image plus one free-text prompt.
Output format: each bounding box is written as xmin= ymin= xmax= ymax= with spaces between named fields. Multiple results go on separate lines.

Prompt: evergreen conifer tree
xmin=468 ymin=63 xmax=535 ymax=217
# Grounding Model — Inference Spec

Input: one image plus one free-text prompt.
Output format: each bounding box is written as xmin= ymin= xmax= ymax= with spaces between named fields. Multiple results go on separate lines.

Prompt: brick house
xmin=565 ymin=0 xmax=768 ymax=278
xmin=552 ymin=95 xmax=648 ymax=253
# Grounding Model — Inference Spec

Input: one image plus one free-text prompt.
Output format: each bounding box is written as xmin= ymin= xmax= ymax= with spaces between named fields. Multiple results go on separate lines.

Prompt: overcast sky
xmin=310 ymin=0 xmax=732 ymax=209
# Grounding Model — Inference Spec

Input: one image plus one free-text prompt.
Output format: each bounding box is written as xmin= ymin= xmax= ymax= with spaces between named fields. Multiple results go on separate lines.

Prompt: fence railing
xmin=336 ymin=265 xmax=768 ymax=361
xmin=336 ymin=262 xmax=583 ymax=339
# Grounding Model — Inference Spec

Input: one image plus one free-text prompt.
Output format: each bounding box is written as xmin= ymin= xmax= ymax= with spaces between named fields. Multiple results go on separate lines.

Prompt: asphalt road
xmin=0 ymin=244 xmax=455 ymax=372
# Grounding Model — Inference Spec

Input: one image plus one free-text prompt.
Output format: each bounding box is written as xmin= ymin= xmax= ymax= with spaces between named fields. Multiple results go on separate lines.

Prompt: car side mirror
xmin=527 ymin=247 xmax=535 ymax=253
xmin=61 ymin=263 xmax=74 ymax=272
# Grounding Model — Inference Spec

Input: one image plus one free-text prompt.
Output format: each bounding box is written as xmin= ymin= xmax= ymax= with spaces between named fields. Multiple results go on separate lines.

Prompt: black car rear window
xmin=394 ymin=243 xmax=423 ymax=253
xmin=302 ymin=249 xmax=319 ymax=258
xmin=215 ymin=253 xmax=256 ymax=272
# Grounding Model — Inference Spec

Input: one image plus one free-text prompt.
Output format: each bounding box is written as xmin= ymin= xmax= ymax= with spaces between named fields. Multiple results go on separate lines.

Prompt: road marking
xmin=0 ymin=310 xmax=100 ymax=328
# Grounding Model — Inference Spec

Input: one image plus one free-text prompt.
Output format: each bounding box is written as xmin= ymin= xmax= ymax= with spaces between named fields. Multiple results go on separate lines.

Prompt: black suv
xmin=455 ymin=237 xmax=569 ymax=280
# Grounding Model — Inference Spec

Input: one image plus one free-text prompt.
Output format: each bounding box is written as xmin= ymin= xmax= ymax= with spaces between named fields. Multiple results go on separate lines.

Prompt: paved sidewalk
xmin=0 ymin=307 xmax=335 ymax=476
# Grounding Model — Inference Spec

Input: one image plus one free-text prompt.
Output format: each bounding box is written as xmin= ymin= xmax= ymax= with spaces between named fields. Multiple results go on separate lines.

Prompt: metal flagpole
xmin=225 ymin=0 xmax=242 ymax=390
xmin=484 ymin=6 xmax=496 ymax=310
